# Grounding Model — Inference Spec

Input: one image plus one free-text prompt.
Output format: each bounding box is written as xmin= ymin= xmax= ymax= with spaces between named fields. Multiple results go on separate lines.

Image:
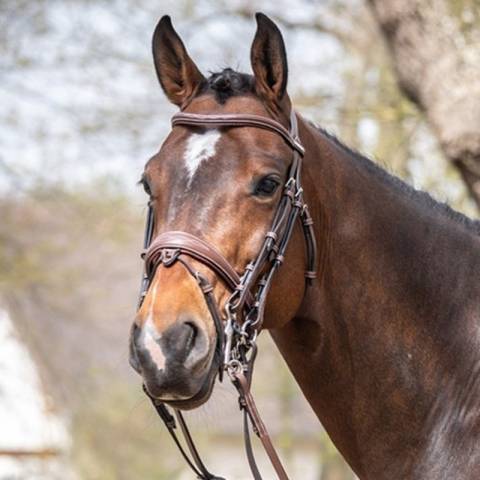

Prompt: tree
xmin=367 ymin=0 xmax=480 ymax=208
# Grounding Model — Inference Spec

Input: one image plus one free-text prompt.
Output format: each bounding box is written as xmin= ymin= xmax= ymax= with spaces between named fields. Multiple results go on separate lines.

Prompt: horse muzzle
xmin=129 ymin=319 xmax=215 ymax=404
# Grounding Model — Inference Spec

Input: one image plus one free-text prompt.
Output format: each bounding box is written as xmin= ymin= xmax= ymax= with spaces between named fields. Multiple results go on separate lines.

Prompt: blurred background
xmin=1 ymin=0 xmax=479 ymax=479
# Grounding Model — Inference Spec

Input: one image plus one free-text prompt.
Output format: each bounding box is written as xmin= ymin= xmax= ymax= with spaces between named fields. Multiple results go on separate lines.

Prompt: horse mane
xmin=316 ymin=125 xmax=480 ymax=235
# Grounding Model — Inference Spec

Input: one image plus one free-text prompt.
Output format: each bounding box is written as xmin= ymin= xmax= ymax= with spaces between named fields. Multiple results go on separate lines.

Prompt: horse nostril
xmin=183 ymin=322 xmax=197 ymax=353
xmin=160 ymin=319 xmax=208 ymax=369
xmin=166 ymin=321 xmax=198 ymax=359
xmin=181 ymin=320 xmax=209 ymax=370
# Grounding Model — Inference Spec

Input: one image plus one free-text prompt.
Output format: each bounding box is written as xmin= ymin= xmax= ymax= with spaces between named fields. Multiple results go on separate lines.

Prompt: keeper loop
xmin=265 ymin=231 xmax=278 ymax=241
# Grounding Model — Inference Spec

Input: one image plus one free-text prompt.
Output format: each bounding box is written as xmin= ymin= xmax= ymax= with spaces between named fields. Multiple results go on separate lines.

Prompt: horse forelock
xmin=198 ymin=68 xmax=255 ymax=104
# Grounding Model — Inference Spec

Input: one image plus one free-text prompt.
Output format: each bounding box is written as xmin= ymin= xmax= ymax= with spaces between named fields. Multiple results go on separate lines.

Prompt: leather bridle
xmin=137 ymin=109 xmax=317 ymax=480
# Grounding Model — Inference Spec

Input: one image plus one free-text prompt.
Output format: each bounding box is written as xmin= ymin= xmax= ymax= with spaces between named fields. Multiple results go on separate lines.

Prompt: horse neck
xmin=271 ymin=117 xmax=480 ymax=478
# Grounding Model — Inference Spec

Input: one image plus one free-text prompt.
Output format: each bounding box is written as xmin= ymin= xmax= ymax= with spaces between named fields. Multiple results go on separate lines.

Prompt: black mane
xmin=200 ymin=68 xmax=254 ymax=104
xmin=316 ymin=125 xmax=480 ymax=235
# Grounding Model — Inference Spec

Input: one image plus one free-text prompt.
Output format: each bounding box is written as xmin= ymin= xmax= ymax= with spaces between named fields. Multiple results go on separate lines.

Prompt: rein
xmin=137 ymin=109 xmax=317 ymax=479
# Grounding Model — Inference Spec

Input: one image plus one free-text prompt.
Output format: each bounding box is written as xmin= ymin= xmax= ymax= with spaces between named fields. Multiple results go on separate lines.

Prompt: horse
xmin=129 ymin=12 xmax=480 ymax=479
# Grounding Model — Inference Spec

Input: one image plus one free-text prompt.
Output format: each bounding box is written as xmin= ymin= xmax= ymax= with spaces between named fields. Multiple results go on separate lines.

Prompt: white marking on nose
xmin=183 ymin=129 xmax=221 ymax=187
xmin=143 ymin=280 xmax=166 ymax=370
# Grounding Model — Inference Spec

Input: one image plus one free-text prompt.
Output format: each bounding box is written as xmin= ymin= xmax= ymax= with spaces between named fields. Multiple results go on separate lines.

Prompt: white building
xmin=0 ymin=310 xmax=76 ymax=479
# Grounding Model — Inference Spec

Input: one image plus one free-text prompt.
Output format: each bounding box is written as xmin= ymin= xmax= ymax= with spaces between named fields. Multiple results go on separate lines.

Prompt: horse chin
xmin=163 ymin=358 xmax=219 ymax=411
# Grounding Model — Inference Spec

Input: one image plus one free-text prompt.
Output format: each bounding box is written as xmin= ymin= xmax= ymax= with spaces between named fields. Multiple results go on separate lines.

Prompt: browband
xmin=172 ymin=112 xmax=305 ymax=156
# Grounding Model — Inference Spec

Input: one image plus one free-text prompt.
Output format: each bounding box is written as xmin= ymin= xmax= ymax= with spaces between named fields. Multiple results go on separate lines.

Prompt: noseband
xmin=137 ymin=109 xmax=317 ymax=480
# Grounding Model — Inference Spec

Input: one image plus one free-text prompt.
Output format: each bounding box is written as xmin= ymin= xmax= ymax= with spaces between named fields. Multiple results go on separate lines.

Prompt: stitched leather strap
xmin=145 ymin=231 xmax=239 ymax=288
xmin=172 ymin=112 xmax=305 ymax=156
xmin=145 ymin=231 xmax=254 ymax=307
xmin=233 ymin=372 xmax=289 ymax=480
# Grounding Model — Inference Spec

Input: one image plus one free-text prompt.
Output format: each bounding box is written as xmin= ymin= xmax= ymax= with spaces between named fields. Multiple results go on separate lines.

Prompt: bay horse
xmin=129 ymin=13 xmax=480 ymax=480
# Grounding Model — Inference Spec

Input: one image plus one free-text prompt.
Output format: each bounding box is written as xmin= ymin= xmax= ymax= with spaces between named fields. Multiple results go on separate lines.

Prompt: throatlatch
xmin=137 ymin=109 xmax=316 ymax=480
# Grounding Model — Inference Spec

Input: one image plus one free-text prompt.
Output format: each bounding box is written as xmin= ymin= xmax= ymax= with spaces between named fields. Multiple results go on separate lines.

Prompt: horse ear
xmin=250 ymin=13 xmax=288 ymax=111
xmin=152 ymin=16 xmax=205 ymax=107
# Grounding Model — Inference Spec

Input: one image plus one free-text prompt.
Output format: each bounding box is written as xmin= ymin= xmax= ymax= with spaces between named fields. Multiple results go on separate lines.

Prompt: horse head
xmin=129 ymin=14 xmax=312 ymax=409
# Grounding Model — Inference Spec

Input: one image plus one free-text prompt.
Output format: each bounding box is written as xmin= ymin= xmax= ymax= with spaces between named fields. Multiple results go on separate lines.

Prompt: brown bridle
xmin=137 ymin=109 xmax=317 ymax=480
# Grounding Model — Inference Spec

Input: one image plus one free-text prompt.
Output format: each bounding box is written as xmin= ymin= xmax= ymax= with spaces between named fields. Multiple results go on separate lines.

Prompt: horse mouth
xmin=161 ymin=356 xmax=220 ymax=410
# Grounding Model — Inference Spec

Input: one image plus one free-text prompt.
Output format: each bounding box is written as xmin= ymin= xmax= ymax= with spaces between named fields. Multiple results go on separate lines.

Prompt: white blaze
xmin=183 ymin=130 xmax=221 ymax=187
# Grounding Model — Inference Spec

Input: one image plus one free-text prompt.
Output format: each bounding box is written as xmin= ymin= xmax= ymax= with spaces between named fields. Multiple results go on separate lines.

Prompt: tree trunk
xmin=367 ymin=0 xmax=480 ymax=208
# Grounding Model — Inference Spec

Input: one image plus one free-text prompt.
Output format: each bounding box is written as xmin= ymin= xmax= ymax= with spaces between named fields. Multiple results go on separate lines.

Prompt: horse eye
xmin=140 ymin=177 xmax=152 ymax=196
xmin=254 ymin=176 xmax=280 ymax=197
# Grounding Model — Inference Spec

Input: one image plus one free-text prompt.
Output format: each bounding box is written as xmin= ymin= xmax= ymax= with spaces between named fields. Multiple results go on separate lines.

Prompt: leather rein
xmin=137 ymin=109 xmax=317 ymax=479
